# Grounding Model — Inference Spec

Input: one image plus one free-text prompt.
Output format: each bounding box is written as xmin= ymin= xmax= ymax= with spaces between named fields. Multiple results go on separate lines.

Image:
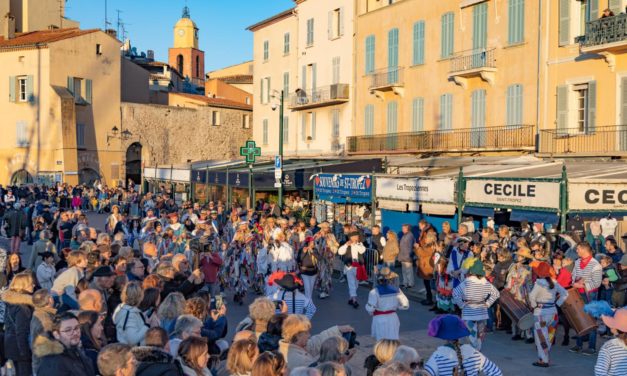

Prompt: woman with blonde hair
xmin=381 ymin=231 xmax=399 ymax=269
xmin=251 ymin=351 xmax=286 ymax=376
xmin=178 ymin=336 xmax=212 ymax=376
xmin=113 ymin=281 xmax=156 ymax=345
xmin=364 ymin=339 xmax=401 ymax=376
xmin=2 ymin=272 xmax=35 ymax=376
xmin=227 ymin=337 xmax=259 ymax=376
xmin=158 ymin=292 xmax=186 ymax=334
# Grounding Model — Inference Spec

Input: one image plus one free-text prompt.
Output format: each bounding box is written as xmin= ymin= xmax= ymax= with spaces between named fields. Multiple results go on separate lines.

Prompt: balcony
xmin=368 ymin=67 xmax=404 ymax=98
xmin=539 ymin=125 xmax=627 ymax=156
xmin=347 ymin=125 xmax=535 ymax=155
xmin=448 ymin=48 xmax=497 ymax=88
xmin=288 ymin=84 xmax=350 ymax=110
xmin=580 ymin=14 xmax=627 ymax=70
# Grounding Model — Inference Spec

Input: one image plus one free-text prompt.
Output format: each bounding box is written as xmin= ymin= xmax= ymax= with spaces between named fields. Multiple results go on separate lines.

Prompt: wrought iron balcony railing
xmin=347 ymin=125 xmax=534 ymax=154
xmin=581 ymin=14 xmax=627 ymax=48
xmin=450 ymin=48 xmax=496 ymax=73
xmin=368 ymin=67 xmax=404 ymax=91
xmin=539 ymin=125 xmax=627 ymax=155
xmin=288 ymin=84 xmax=350 ymax=110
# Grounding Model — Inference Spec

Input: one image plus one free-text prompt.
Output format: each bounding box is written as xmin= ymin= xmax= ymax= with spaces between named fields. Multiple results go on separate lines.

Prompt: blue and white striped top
xmin=595 ymin=338 xmax=627 ymax=376
xmin=452 ymin=276 xmax=500 ymax=321
xmin=425 ymin=344 xmax=503 ymax=376
xmin=270 ymin=289 xmax=316 ymax=319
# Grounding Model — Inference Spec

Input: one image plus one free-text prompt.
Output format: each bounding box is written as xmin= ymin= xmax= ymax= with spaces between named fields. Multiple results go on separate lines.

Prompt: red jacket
xmin=556 ymin=267 xmax=572 ymax=288
xmin=200 ymin=253 xmax=223 ymax=284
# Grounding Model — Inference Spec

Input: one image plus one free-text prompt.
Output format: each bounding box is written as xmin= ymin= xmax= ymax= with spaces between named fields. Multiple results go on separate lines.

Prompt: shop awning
xmin=510 ymin=209 xmax=559 ymax=225
xmin=378 ymin=199 xmax=420 ymax=212
xmin=422 ymin=203 xmax=457 ymax=216
xmin=463 ymin=206 xmax=494 ymax=217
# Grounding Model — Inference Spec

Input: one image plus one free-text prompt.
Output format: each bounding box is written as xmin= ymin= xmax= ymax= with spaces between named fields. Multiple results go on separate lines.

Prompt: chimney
xmin=147 ymin=50 xmax=154 ymax=61
xmin=105 ymin=28 xmax=117 ymax=38
xmin=3 ymin=13 xmax=15 ymax=40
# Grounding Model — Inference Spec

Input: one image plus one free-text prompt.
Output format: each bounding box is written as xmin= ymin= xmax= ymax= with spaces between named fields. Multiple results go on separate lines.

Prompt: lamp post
xmin=278 ymin=90 xmax=285 ymax=209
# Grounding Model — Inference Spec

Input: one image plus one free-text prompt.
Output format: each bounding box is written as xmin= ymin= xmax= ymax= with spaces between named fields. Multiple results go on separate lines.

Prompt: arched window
xmin=177 ymin=54 xmax=184 ymax=75
xmin=195 ymin=55 xmax=200 ymax=78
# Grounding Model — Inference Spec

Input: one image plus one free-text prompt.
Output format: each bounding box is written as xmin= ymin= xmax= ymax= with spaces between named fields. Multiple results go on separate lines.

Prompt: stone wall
xmin=120 ymin=102 xmax=252 ymax=178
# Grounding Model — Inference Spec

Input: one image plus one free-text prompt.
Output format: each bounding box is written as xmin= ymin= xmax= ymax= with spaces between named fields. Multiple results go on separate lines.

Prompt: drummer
xmin=505 ymin=246 xmax=533 ymax=343
xmin=528 ymin=262 xmax=568 ymax=368
xmin=570 ymin=242 xmax=602 ymax=356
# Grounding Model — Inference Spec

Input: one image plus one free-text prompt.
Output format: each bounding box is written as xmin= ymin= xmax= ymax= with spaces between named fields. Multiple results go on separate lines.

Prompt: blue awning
xmin=510 ymin=209 xmax=559 ymax=225
xmin=463 ymin=206 xmax=494 ymax=217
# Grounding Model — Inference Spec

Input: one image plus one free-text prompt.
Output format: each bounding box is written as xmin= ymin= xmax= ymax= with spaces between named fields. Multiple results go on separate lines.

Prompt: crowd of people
xmin=0 ymin=182 xmax=624 ymax=376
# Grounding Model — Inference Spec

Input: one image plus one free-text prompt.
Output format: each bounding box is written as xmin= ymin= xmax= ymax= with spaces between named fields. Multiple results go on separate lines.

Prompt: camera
xmin=342 ymin=331 xmax=359 ymax=349
xmin=274 ymin=300 xmax=283 ymax=310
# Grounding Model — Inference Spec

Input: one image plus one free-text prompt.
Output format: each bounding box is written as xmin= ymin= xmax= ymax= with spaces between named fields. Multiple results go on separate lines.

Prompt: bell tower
xmin=168 ymin=5 xmax=205 ymax=88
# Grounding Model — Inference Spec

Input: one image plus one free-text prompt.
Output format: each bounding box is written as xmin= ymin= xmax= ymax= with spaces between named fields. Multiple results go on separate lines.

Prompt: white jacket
xmin=36 ymin=263 xmax=56 ymax=290
xmin=112 ymin=304 xmax=149 ymax=346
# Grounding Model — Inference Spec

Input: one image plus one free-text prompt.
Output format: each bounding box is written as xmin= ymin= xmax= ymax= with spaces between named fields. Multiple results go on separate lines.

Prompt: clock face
xmin=178 ymin=29 xmax=185 ymax=37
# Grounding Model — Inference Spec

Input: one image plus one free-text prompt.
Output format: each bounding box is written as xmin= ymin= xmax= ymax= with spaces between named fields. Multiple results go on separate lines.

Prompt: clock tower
xmin=168 ymin=6 xmax=205 ymax=88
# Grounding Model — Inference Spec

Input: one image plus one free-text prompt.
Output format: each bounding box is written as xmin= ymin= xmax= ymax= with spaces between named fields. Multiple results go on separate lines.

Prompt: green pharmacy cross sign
xmin=240 ymin=140 xmax=261 ymax=164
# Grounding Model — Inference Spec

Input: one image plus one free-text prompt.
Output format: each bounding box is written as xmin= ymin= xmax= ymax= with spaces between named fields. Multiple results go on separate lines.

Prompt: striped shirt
xmin=453 ymin=276 xmax=500 ymax=321
xmin=595 ymin=338 xmax=627 ymax=376
xmin=270 ymin=289 xmax=316 ymax=319
xmin=425 ymin=344 xmax=503 ymax=376
xmin=572 ymin=257 xmax=602 ymax=292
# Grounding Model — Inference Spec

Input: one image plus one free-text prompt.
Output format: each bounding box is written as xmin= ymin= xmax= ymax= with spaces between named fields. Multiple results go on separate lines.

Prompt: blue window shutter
xmin=283 ymin=72 xmax=289 ymax=95
xmin=328 ymin=11 xmax=333 ymax=39
xmin=473 ymin=3 xmax=488 ymax=50
xmin=387 ymin=101 xmax=398 ymax=133
xmin=85 ymin=79 xmax=92 ymax=104
xmin=440 ymin=94 xmax=453 ymax=130
xmin=506 ymin=85 xmax=513 ymax=126
xmin=312 ymin=63 xmax=317 ymax=91
xmin=471 ymin=89 xmax=486 ymax=128
xmin=588 ymin=0 xmax=598 ymax=22
xmin=412 ymin=98 xmax=424 ymax=132
xmin=339 ymin=7 xmax=345 ymax=36
xmin=263 ymin=119 xmax=268 ymax=145
xmin=25 ymin=75 xmax=34 ymax=103
xmin=413 ymin=21 xmax=425 ymax=65
xmin=283 ymin=116 xmax=289 ymax=144
xmin=311 ymin=112 xmax=316 ymax=140
xmin=508 ymin=0 xmax=525 ymax=45
xmin=558 ymin=0 xmax=571 ymax=46
xmin=365 ymin=35 xmax=375 ymax=74
xmin=556 ymin=85 xmax=569 ymax=131
xmin=9 ymin=76 xmax=16 ymax=102
xmin=267 ymin=77 xmax=271 ymax=103
xmin=587 ymin=81 xmax=596 ymax=132
xmin=610 ymin=0 xmax=622 ymax=15
xmin=441 ymin=13 xmax=455 ymax=58
xmin=388 ymin=28 xmax=399 ymax=69
xmin=67 ymin=76 xmax=74 ymax=95
xmin=332 ymin=110 xmax=340 ymax=138
xmin=365 ymin=105 xmax=374 ymax=135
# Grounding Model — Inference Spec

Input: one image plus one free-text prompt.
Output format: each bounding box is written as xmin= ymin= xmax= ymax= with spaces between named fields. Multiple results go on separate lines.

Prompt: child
xmin=599 ymin=255 xmax=620 ymax=306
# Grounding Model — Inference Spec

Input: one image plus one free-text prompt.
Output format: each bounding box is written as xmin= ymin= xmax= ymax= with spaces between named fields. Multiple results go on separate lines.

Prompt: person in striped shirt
xmin=595 ymin=308 xmax=627 ymax=376
xmin=570 ymin=242 xmax=603 ymax=355
xmin=452 ymin=259 xmax=499 ymax=350
xmin=269 ymin=273 xmax=316 ymax=319
xmin=425 ymin=314 xmax=503 ymax=376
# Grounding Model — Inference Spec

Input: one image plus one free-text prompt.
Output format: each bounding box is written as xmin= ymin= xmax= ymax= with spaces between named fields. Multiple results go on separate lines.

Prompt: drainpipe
xmin=457 ymin=168 xmax=465 ymax=227
xmin=535 ymin=0 xmax=544 ymax=152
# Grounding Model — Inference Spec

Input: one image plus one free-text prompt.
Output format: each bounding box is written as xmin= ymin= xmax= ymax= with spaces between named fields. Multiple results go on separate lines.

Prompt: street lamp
xmin=107 ymin=125 xmax=133 ymax=145
xmin=271 ymin=90 xmax=285 ymax=209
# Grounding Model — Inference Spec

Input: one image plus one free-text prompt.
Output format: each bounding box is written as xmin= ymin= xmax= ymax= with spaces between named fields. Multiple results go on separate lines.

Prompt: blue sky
xmin=66 ymin=0 xmax=294 ymax=71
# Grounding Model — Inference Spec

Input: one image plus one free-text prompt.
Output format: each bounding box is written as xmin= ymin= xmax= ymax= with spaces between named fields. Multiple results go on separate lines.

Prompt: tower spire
xmin=182 ymin=1 xmax=190 ymax=19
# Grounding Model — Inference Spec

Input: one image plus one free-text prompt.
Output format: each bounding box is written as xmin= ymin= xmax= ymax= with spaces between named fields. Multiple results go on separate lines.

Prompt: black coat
xmin=34 ymin=336 xmax=95 ymax=376
xmin=132 ymin=346 xmax=185 ymax=376
xmin=2 ymin=291 xmax=34 ymax=362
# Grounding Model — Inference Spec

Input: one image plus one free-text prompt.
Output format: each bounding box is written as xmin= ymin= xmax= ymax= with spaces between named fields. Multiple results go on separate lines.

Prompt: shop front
xmin=143 ymin=166 xmax=191 ymax=204
xmin=463 ymin=178 xmax=562 ymax=232
xmin=313 ymin=173 xmax=373 ymax=230
xmin=376 ymin=177 xmax=457 ymax=235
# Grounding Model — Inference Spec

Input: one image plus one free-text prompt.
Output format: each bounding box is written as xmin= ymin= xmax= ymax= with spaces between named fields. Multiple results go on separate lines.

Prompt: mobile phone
xmin=215 ymin=295 xmax=224 ymax=310
xmin=274 ymin=300 xmax=283 ymax=310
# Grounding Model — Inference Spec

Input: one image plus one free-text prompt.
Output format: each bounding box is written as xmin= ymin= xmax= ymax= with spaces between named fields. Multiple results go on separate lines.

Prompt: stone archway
xmin=10 ymin=169 xmax=33 ymax=185
xmin=79 ymin=168 xmax=100 ymax=186
xmin=125 ymin=142 xmax=142 ymax=187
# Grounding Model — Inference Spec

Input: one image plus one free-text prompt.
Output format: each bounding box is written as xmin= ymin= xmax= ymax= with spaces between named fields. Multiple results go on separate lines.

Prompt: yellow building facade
xmin=0 ymin=28 xmax=123 ymax=186
xmin=352 ymin=0 xmax=540 ymax=155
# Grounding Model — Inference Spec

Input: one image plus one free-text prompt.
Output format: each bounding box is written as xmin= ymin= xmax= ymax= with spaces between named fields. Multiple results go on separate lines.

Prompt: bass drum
xmin=562 ymin=288 xmax=598 ymax=336
xmin=499 ymin=289 xmax=534 ymax=331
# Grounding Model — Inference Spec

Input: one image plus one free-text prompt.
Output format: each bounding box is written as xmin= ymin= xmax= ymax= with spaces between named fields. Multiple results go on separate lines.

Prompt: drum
xmin=499 ymin=289 xmax=534 ymax=330
xmin=562 ymin=288 xmax=597 ymax=336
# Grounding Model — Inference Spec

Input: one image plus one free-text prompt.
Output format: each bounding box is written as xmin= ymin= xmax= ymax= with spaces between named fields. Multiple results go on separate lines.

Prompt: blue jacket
xmin=398 ymin=232 xmax=415 ymax=263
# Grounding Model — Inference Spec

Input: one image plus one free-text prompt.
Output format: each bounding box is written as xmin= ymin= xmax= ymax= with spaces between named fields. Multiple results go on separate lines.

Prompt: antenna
xmin=116 ymin=9 xmax=123 ymax=37
xmin=104 ymin=0 xmax=111 ymax=31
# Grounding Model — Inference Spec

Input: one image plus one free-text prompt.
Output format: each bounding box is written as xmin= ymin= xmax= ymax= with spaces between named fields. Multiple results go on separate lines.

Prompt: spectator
xmin=363 ymin=339 xmax=400 ymax=376
xmin=316 ymin=362 xmax=346 ymax=376
xmin=251 ymin=351 xmax=286 ymax=376
xmin=226 ymin=337 xmax=259 ymax=376
xmin=79 ymin=289 xmax=104 ymax=313
xmin=258 ymin=313 xmax=288 ymax=353
xmin=36 ymin=251 xmax=56 ymax=290
xmin=310 ymin=336 xmax=353 ymax=375
xmin=158 ymin=291 xmax=186 ymax=334
xmin=391 ymin=346 xmax=423 ymax=374
xmin=398 ymin=225 xmax=415 ymax=289
xmin=78 ymin=310 xmax=104 ymax=371
xmin=3 ymin=272 xmax=35 ymax=376
xmin=97 ymin=343 xmax=136 ymax=376
xmin=178 ymin=336 xmax=212 ymax=376
xmin=113 ymin=281 xmax=155 ymax=346
xmin=169 ymin=315 xmax=203 ymax=357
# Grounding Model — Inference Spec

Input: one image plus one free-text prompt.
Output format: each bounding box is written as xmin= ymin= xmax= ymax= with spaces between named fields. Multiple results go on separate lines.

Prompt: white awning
xmin=378 ymin=199 xmax=420 ymax=212
xmin=422 ymin=203 xmax=457 ymax=215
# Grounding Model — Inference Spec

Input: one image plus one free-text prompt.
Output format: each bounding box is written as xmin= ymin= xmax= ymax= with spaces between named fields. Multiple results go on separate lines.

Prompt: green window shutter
xmin=508 ymin=0 xmax=525 ymax=45
xmin=85 ymin=79 xmax=92 ymax=104
xmin=311 ymin=112 xmax=317 ymax=140
xmin=472 ymin=89 xmax=486 ymax=128
xmin=266 ymin=77 xmax=271 ymax=103
xmin=260 ymin=79 xmax=264 ymax=104
xmin=556 ymin=85 xmax=569 ymax=131
xmin=283 ymin=116 xmax=289 ymax=144
xmin=387 ymin=101 xmax=398 ymax=133
xmin=506 ymin=84 xmax=523 ymax=126
xmin=365 ymin=35 xmax=375 ymax=74
xmin=311 ymin=63 xmax=317 ymax=92
xmin=412 ymin=98 xmax=424 ymax=132
xmin=301 ymin=115 xmax=306 ymax=141
xmin=587 ymin=81 xmax=596 ymax=132
xmin=558 ymin=0 xmax=571 ymax=46
xmin=302 ymin=65 xmax=307 ymax=91
xmin=588 ymin=0 xmax=598 ymax=22
xmin=332 ymin=57 xmax=340 ymax=84
xmin=9 ymin=76 xmax=16 ymax=102
xmin=283 ymin=72 xmax=289 ymax=96
xmin=339 ymin=7 xmax=345 ymax=36
xmin=441 ymin=13 xmax=455 ymax=58
xmin=413 ymin=21 xmax=425 ymax=65
xmin=365 ymin=105 xmax=374 ymax=135
xmin=67 ymin=76 xmax=74 ymax=95
xmin=284 ymin=33 xmax=290 ymax=54
xmin=26 ymin=75 xmax=34 ymax=103
xmin=473 ymin=3 xmax=488 ymax=50
xmin=610 ymin=0 xmax=622 ymax=15
xmin=440 ymin=94 xmax=453 ymax=130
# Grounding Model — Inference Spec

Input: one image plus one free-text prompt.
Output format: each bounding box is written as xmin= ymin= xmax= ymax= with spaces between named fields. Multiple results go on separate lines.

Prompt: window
xmin=309 ymin=112 xmax=316 ymax=140
xmin=365 ymin=35 xmax=375 ymax=74
xmin=388 ymin=28 xmax=399 ymax=71
xmin=387 ymin=101 xmax=398 ymax=133
xmin=263 ymin=40 xmax=269 ymax=61
xmin=306 ymin=18 xmax=315 ymax=46
xmin=283 ymin=72 xmax=289 ymax=96
xmin=575 ymin=85 xmax=589 ymax=132
xmin=177 ymin=54 xmax=184 ymax=75
xmin=412 ymin=98 xmax=424 ymax=132
xmin=211 ymin=111 xmax=221 ymax=126
xmin=473 ymin=3 xmax=488 ymax=50
xmin=332 ymin=57 xmax=340 ymax=84
xmin=16 ymin=121 xmax=28 ymax=147
xmin=262 ymin=119 xmax=269 ymax=145
xmin=332 ymin=109 xmax=340 ymax=138
xmin=413 ymin=21 xmax=425 ymax=65
xmin=260 ymin=77 xmax=271 ymax=104
xmin=96 ymin=44 xmax=102 ymax=55
xmin=441 ymin=12 xmax=455 ymax=58
xmin=17 ymin=76 xmax=27 ymax=102
xmin=508 ymin=0 xmax=525 ymax=45
xmin=283 ymin=33 xmax=290 ymax=55
xmin=559 ymin=0 xmax=600 ymax=46
xmin=439 ymin=94 xmax=453 ymax=130
xmin=506 ymin=84 xmax=523 ymax=127
xmin=328 ymin=8 xmax=344 ymax=39
xmin=67 ymin=77 xmax=92 ymax=104
xmin=301 ymin=115 xmax=307 ymax=141
xmin=283 ymin=116 xmax=289 ymax=144
xmin=73 ymin=78 xmax=82 ymax=102
xmin=195 ymin=56 xmax=200 ymax=77
xmin=557 ymin=81 xmax=597 ymax=134
xmin=365 ymin=105 xmax=374 ymax=135
xmin=243 ymin=114 xmax=250 ymax=129
xmin=76 ymin=123 xmax=85 ymax=148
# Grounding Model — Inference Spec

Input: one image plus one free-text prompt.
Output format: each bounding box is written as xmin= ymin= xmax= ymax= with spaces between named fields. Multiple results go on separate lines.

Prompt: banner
xmin=376 ymin=178 xmax=455 ymax=203
xmin=465 ymin=179 xmax=560 ymax=209
xmin=314 ymin=174 xmax=372 ymax=203
xmin=568 ymin=180 xmax=627 ymax=211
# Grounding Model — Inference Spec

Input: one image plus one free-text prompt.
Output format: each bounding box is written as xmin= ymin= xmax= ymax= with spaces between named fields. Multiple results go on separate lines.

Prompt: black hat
xmin=92 ymin=266 xmax=115 ymax=277
xmin=347 ymin=231 xmax=360 ymax=238
xmin=276 ymin=273 xmax=302 ymax=291
xmin=38 ymin=251 xmax=55 ymax=260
